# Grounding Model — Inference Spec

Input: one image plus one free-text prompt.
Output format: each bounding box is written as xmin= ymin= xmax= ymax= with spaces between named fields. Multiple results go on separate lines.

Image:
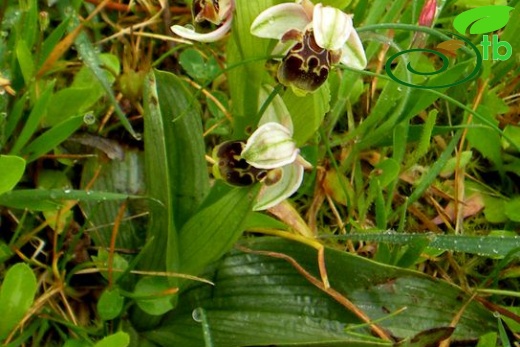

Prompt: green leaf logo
xmin=453 ymin=5 xmax=514 ymax=35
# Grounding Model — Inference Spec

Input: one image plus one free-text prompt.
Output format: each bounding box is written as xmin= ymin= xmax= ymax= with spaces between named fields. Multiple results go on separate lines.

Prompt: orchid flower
xmin=250 ymin=0 xmax=367 ymax=94
xmin=171 ymin=0 xmax=234 ymax=42
xmin=242 ymin=86 xmax=311 ymax=211
xmin=212 ymin=86 xmax=311 ymax=210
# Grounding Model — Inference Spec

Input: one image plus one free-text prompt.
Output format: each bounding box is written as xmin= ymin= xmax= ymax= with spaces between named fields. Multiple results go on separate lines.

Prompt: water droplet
xmin=134 ymin=132 xmax=143 ymax=141
xmin=83 ymin=112 xmax=96 ymax=125
xmin=63 ymin=188 xmax=72 ymax=194
xmin=0 ymin=112 xmax=7 ymax=119
xmin=0 ymin=89 xmax=5 ymax=95
xmin=493 ymin=311 xmax=501 ymax=318
xmin=192 ymin=308 xmax=203 ymax=322
xmin=492 ymin=249 xmax=499 ymax=254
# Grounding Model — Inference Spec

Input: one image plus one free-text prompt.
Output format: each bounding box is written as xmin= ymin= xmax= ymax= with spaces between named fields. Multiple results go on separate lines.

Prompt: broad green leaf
xmin=284 ymin=83 xmax=331 ymax=146
xmin=93 ymin=331 xmax=130 ymax=347
xmin=80 ymin=149 xmax=144 ymax=249
xmin=0 ymin=155 xmax=25 ymax=195
xmin=140 ymin=69 xmax=209 ymax=280
xmin=152 ymin=70 xmax=210 ymax=228
xmin=149 ymin=238 xmax=497 ymax=346
xmin=0 ymin=263 xmax=38 ymax=339
xmin=98 ymin=288 xmax=124 ymax=320
xmin=0 ymin=189 xmax=137 ymax=211
xmin=179 ymin=186 xmax=257 ymax=277
xmin=134 ymin=277 xmax=176 ymax=316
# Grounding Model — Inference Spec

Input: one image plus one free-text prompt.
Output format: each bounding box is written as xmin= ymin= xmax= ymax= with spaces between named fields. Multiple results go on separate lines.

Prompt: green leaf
xmin=79 ymin=149 xmax=144 ymax=249
xmin=98 ymin=288 xmax=124 ymax=320
xmin=372 ymin=159 xmax=400 ymax=188
xmin=92 ymin=248 xmax=129 ymax=283
xmin=93 ymin=331 xmax=130 ymax=347
xmin=140 ymin=69 xmax=209 ymax=278
xmin=396 ymin=327 xmax=454 ymax=347
xmin=326 ymin=232 xmax=520 ymax=258
xmin=10 ymin=81 xmax=54 ymax=155
xmin=134 ymin=277 xmax=176 ymax=316
xmin=22 ymin=115 xmax=84 ymax=162
xmin=0 ymin=189 xmax=137 ymax=211
xmin=38 ymin=17 xmax=70 ymax=67
xmin=0 ymin=241 xmax=14 ymax=263
xmin=0 ymin=155 xmax=25 ymax=195
xmin=227 ymin=0 xmax=276 ymax=136
xmin=179 ymin=186 xmax=257 ymax=277
xmin=179 ymin=48 xmax=221 ymax=82
xmin=284 ymin=83 xmax=331 ymax=146
xmin=15 ymin=40 xmax=34 ymax=85
xmin=66 ymin=9 xmax=136 ymax=138
xmin=0 ymin=263 xmax=38 ymax=339
xmin=149 ymin=238 xmax=497 ymax=346
xmin=63 ymin=339 xmax=91 ymax=347
xmin=504 ymin=197 xmax=520 ymax=222
xmin=483 ymin=195 xmax=508 ymax=224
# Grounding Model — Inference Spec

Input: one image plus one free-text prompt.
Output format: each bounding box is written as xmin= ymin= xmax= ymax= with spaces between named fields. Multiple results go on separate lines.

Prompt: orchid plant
xmin=170 ymin=0 xmax=235 ymax=42
xmin=250 ymin=0 xmax=367 ymax=94
xmin=174 ymin=0 xmax=366 ymax=208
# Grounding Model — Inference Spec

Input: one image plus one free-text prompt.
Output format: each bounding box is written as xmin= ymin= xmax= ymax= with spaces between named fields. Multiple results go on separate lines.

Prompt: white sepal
xmin=250 ymin=3 xmax=310 ymax=39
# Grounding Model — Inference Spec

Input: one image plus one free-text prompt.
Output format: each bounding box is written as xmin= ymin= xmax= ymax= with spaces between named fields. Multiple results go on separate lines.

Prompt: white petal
xmin=253 ymin=163 xmax=304 ymax=211
xmin=170 ymin=15 xmax=232 ymax=42
xmin=242 ymin=122 xmax=298 ymax=169
xmin=313 ymin=4 xmax=353 ymax=51
xmin=258 ymin=85 xmax=294 ymax=134
xmin=339 ymin=28 xmax=367 ymax=69
xmin=250 ymin=3 xmax=310 ymax=39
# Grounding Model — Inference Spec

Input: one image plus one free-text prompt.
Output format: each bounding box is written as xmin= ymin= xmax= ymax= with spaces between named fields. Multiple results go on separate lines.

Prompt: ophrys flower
xmin=250 ymin=0 xmax=367 ymax=94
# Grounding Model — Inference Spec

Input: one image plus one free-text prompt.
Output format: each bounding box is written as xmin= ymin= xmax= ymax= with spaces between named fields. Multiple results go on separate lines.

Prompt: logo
xmin=385 ymin=5 xmax=515 ymax=89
